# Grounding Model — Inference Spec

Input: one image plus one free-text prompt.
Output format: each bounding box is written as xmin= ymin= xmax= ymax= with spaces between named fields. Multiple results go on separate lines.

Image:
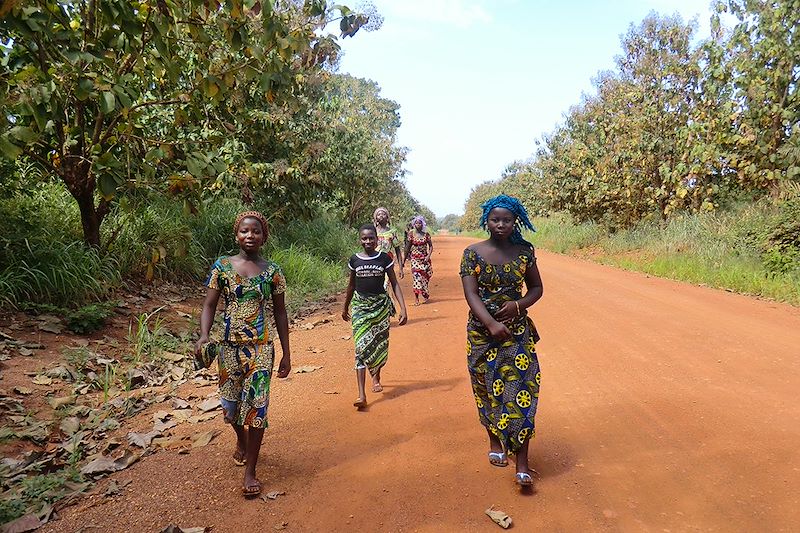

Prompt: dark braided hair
xmin=480 ymin=194 xmax=536 ymax=248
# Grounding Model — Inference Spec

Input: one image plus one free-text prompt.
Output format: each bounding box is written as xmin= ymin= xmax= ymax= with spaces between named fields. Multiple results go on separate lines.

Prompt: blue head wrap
xmin=412 ymin=215 xmax=427 ymax=231
xmin=479 ymin=194 xmax=535 ymax=247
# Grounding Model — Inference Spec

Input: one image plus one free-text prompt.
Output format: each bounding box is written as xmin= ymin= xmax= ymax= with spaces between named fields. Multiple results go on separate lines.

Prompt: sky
xmin=334 ymin=0 xmax=715 ymax=217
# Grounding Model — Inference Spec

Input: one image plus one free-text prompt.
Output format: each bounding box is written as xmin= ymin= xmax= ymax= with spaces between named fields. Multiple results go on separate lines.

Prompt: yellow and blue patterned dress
xmin=205 ymin=257 xmax=286 ymax=428
xmin=460 ymin=247 xmax=541 ymax=453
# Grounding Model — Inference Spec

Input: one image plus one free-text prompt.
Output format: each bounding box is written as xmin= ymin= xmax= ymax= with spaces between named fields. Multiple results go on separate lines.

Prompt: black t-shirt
xmin=348 ymin=252 xmax=394 ymax=295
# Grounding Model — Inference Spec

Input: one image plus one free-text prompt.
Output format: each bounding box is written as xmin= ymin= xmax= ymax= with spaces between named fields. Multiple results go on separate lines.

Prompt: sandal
xmin=242 ymin=479 xmax=262 ymax=497
xmin=515 ymin=472 xmax=533 ymax=486
xmin=233 ymin=450 xmax=246 ymax=466
xmin=372 ymin=383 xmax=383 ymax=393
xmin=488 ymin=451 xmax=508 ymax=467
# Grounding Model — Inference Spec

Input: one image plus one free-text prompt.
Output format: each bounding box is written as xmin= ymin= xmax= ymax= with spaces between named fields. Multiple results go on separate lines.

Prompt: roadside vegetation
xmin=459 ymin=1 xmax=799 ymax=305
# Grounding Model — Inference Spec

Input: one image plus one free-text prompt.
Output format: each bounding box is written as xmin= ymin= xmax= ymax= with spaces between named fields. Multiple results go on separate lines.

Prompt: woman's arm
xmin=195 ymin=287 xmax=221 ymax=354
xmin=342 ymin=269 xmax=356 ymax=321
xmin=494 ymin=249 xmax=543 ymax=321
xmin=386 ymin=264 xmax=407 ymax=325
xmin=461 ymin=274 xmax=511 ymax=341
xmin=426 ymin=233 xmax=433 ymax=260
xmin=394 ymin=242 xmax=405 ymax=278
xmin=402 ymin=234 xmax=412 ymax=268
xmin=273 ymin=292 xmax=291 ymax=378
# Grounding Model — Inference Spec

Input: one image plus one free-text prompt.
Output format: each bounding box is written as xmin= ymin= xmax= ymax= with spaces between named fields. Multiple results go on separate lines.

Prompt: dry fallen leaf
xmin=294 ymin=365 xmax=323 ymax=374
xmin=31 ymin=375 xmax=53 ymax=385
xmin=197 ymin=398 xmax=220 ymax=413
xmin=485 ymin=506 xmax=513 ymax=529
xmin=128 ymin=430 xmax=161 ymax=448
xmin=1 ymin=512 xmax=42 ymax=533
xmin=191 ymin=430 xmax=219 ymax=448
xmin=13 ymin=386 xmax=33 ymax=396
xmin=323 ymin=391 xmax=339 ymax=395
xmin=261 ymin=490 xmax=286 ymax=501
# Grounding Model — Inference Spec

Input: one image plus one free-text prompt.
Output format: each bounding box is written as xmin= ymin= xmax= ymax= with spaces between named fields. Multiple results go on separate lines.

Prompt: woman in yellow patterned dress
xmin=460 ymin=195 xmax=543 ymax=487
xmin=196 ymin=211 xmax=291 ymax=498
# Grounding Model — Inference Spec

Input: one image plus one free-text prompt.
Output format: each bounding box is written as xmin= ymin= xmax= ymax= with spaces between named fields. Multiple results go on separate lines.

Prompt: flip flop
xmin=488 ymin=451 xmax=508 ymax=467
xmin=233 ymin=450 xmax=246 ymax=466
xmin=515 ymin=472 xmax=533 ymax=486
xmin=353 ymin=398 xmax=367 ymax=409
xmin=242 ymin=479 xmax=262 ymax=498
xmin=372 ymin=383 xmax=383 ymax=393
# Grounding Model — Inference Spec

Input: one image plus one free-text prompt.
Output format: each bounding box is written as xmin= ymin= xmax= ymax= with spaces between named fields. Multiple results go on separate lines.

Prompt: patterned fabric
xmin=408 ymin=231 xmax=433 ymax=299
xmin=218 ymin=342 xmax=274 ymax=428
xmin=460 ymin=247 xmax=540 ymax=454
xmin=376 ymin=227 xmax=400 ymax=260
xmin=205 ymin=257 xmax=286 ymax=345
xmin=351 ymin=291 xmax=395 ymax=376
xmin=205 ymin=256 xmax=285 ymax=428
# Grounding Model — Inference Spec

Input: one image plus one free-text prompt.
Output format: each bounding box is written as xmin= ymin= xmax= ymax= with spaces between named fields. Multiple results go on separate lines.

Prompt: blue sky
xmin=335 ymin=0 xmax=715 ymax=217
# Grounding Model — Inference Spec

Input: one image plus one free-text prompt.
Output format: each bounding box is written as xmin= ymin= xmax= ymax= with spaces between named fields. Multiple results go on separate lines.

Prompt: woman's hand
xmin=397 ymin=308 xmax=408 ymax=326
xmin=487 ymin=320 xmax=512 ymax=341
xmin=194 ymin=336 xmax=209 ymax=356
xmin=276 ymin=355 xmax=291 ymax=378
xmin=493 ymin=301 xmax=520 ymax=322
xmin=342 ymin=308 xmax=350 ymax=321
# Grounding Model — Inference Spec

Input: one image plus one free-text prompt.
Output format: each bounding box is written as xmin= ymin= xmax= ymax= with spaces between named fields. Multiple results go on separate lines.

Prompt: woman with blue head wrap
xmin=459 ymin=194 xmax=544 ymax=488
xmin=402 ymin=215 xmax=434 ymax=305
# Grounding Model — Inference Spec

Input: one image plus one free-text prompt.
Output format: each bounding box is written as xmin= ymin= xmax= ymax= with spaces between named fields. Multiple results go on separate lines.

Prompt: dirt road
xmin=46 ymin=235 xmax=800 ymax=532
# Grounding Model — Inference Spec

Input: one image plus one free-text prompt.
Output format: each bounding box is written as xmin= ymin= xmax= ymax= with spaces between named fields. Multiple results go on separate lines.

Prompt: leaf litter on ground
xmin=485 ymin=506 xmax=513 ymax=529
xmin=294 ymin=365 xmax=322 ymax=374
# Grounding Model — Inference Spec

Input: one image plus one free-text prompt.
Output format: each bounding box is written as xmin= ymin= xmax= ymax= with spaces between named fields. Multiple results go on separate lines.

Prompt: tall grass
xmin=1 ymin=185 xmax=355 ymax=309
xmin=526 ymin=202 xmax=800 ymax=305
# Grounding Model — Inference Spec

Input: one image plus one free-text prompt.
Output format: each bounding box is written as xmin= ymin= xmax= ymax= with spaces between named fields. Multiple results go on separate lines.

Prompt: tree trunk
xmin=62 ymin=159 xmax=106 ymax=249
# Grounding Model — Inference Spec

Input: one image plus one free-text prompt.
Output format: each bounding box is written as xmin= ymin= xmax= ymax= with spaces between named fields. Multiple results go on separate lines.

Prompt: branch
xmin=117 ymin=8 xmax=153 ymax=77
xmin=22 ymin=147 xmax=58 ymax=177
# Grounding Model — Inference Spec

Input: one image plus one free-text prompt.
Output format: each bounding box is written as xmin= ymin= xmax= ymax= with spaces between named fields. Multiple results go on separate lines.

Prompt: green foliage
xmin=0 ymin=468 xmax=84 ymax=524
xmin=461 ymin=2 xmax=800 ymax=232
xmin=20 ymin=300 xmax=116 ymax=333
xmin=0 ymin=1 xmax=375 ymax=247
xmin=528 ymin=205 xmax=800 ymax=305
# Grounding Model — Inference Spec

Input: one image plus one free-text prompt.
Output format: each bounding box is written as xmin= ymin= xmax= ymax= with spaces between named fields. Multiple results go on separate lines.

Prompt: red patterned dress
xmin=407 ymin=231 xmax=433 ymax=300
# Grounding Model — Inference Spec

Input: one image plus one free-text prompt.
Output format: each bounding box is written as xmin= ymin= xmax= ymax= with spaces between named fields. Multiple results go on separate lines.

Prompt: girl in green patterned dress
xmin=196 ymin=211 xmax=291 ymax=498
xmin=460 ymin=195 xmax=543 ymax=487
xmin=343 ymin=223 xmax=407 ymax=409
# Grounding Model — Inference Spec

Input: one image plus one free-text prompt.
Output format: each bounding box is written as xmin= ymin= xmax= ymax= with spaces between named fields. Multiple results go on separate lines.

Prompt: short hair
xmin=359 ymin=223 xmax=377 ymax=234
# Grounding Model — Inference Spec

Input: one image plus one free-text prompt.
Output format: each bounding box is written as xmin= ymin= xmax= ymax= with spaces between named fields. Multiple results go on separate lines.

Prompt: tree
xmin=0 ymin=0 xmax=370 ymax=247
xmin=721 ymin=0 xmax=800 ymax=188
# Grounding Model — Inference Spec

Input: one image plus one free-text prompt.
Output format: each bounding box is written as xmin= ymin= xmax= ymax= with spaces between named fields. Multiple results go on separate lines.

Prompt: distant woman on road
xmin=343 ymin=223 xmax=407 ymax=408
xmin=196 ymin=211 xmax=291 ymax=499
xmin=373 ymin=207 xmax=404 ymax=279
xmin=459 ymin=195 xmax=543 ymax=487
xmin=402 ymin=215 xmax=434 ymax=305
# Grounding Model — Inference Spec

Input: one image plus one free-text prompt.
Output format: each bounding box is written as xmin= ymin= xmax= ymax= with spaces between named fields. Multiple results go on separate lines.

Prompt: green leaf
xmin=9 ymin=126 xmax=37 ymax=143
xmin=100 ymin=92 xmax=116 ymax=114
xmin=98 ymin=173 xmax=120 ymax=200
xmin=0 ymin=135 xmax=22 ymax=160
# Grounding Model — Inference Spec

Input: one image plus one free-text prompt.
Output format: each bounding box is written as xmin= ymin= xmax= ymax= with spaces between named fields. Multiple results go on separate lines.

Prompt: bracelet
xmin=515 ymin=301 xmax=520 ymax=315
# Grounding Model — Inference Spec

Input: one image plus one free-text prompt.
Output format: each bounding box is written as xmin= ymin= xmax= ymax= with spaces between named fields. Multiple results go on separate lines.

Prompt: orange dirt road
xmin=46 ymin=236 xmax=800 ymax=532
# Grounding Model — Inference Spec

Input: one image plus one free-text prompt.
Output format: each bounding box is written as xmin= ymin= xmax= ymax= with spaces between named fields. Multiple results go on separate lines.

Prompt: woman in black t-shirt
xmin=342 ymin=223 xmax=408 ymax=408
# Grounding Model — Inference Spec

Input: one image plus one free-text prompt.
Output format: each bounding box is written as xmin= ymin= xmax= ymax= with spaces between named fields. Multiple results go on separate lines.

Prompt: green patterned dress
xmin=205 ymin=257 xmax=286 ymax=428
xmin=460 ymin=247 xmax=541 ymax=453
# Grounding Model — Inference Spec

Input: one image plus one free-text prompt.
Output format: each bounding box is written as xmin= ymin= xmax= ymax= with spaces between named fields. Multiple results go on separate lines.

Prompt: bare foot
xmin=353 ymin=397 xmax=367 ymax=409
xmin=233 ymin=447 xmax=246 ymax=466
xmin=372 ymin=382 xmax=383 ymax=393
